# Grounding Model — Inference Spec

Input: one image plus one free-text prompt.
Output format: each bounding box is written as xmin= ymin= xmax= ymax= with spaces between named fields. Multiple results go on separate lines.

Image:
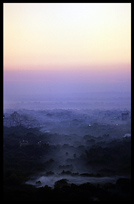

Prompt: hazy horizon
xmin=4 ymin=3 xmax=131 ymax=110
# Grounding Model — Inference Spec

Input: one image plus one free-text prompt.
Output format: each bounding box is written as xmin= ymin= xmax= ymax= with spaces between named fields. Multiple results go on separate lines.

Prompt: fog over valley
xmin=4 ymin=95 xmax=131 ymax=196
xmin=4 ymin=91 xmax=131 ymax=111
xmin=3 ymin=77 xmax=131 ymax=200
xmin=3 ymin=3 xmax=131 ymax=201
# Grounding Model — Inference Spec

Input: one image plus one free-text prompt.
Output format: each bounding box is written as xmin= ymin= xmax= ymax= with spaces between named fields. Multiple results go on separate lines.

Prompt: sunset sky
xmin=4 ymin=3 xmax=131 ymax=101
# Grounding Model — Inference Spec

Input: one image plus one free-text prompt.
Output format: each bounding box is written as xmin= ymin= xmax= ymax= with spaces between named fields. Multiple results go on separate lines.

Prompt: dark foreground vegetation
xmin=4 ymin=178 xmax=131 ymax=201
xmin=3 ymin=123 xmax=131 ymax=201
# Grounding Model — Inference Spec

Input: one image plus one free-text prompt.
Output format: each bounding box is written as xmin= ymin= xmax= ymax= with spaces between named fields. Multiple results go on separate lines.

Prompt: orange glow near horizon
xmin=4 ymin=3 xmax=131 ymax=72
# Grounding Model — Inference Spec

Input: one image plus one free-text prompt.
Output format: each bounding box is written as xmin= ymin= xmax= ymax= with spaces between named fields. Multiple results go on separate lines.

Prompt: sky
xmin=3 ymin=3 xmax=131 ymax=103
